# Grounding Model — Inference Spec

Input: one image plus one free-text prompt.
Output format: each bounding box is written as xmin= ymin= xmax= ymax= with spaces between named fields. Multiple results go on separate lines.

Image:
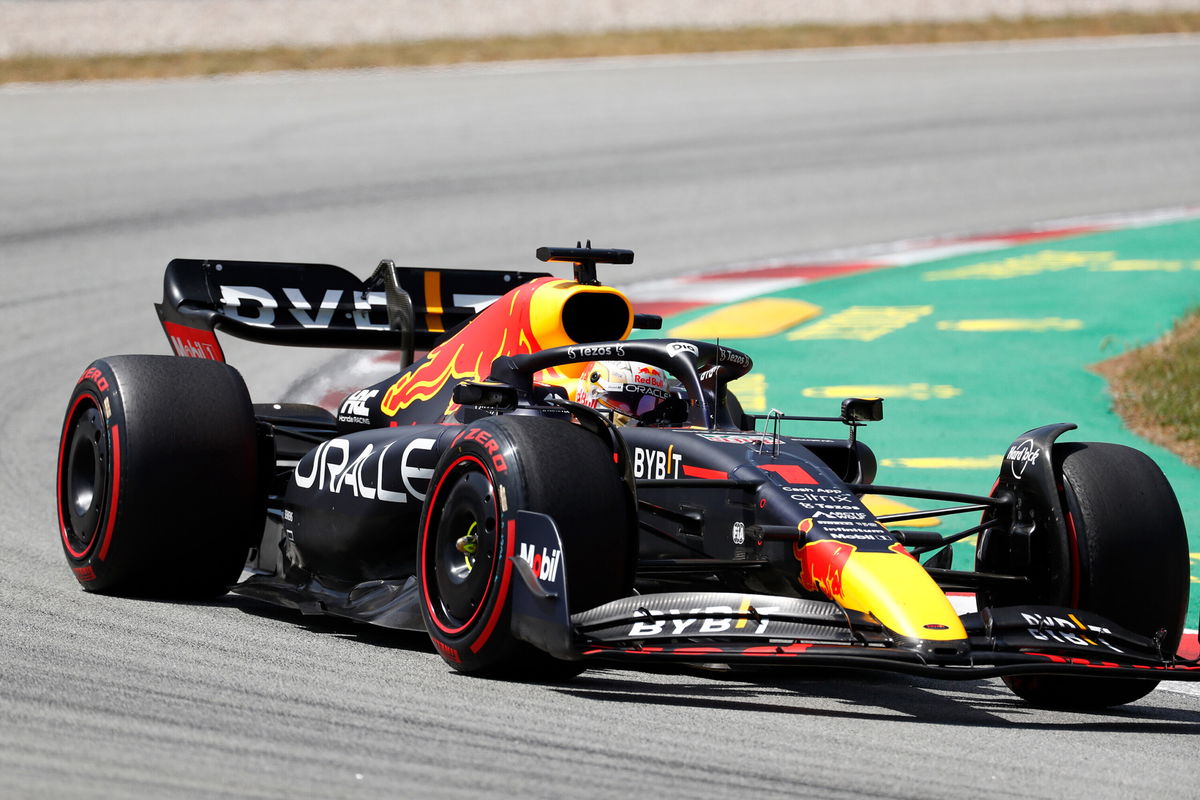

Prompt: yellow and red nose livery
xmin=380 ymin=278 xmax=633 ymax=419
xmin=795 ymin=532 xmax=966 ymax=643
xmin=796 ymin=538 xmax=855 ymax=598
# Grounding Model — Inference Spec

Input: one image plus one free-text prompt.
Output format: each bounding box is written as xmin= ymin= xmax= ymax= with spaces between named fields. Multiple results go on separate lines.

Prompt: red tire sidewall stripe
xmin=420 ymin=454 xmax=501 ymax=637
xmin=468 ymin=518 xmax=515 ymax=655
xmin=1065 ymin=509 xmax=1082 ymax=607
xmin=97 ymin=424 xmax=121 ymax=562
xmin=58 ymin=392 xmax=105 ymax=560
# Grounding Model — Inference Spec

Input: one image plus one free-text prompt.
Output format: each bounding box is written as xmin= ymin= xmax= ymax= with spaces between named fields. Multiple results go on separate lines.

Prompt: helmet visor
xmin=597 ymin=387 xmax=667 ymax=420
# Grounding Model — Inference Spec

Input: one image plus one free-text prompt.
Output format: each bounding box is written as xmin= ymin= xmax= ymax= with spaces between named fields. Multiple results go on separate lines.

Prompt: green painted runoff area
xmin=653 ymin=219 xmax=1200 ymax=619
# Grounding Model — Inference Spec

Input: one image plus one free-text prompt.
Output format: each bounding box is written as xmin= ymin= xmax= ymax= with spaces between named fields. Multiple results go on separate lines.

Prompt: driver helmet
xmin=572 ymin=361 xmax=681 ymax=426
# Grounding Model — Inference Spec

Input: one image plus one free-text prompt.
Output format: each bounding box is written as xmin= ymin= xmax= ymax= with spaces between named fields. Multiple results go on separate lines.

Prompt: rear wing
xmin=154 ymin=258 xmax=551 ymax=363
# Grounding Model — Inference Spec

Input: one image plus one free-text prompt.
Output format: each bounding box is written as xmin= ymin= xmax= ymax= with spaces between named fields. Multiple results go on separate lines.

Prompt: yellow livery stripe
xmin=424 ymin=271 xmax=444 ymax=333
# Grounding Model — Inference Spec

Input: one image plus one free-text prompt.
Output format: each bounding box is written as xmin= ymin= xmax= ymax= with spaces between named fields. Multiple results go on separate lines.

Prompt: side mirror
xmin=453 ymin=381 xmax=519 ymax=411
xmin=842 ymin=397 xmax=883 ymax=423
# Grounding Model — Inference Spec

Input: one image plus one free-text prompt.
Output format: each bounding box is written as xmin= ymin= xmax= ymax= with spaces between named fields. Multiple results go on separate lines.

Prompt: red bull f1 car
xmin=56 ymin=245 xmax=1198 ymax=708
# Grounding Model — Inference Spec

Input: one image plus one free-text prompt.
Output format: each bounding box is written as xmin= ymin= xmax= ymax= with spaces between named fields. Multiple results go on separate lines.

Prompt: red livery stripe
xmin=759 ymin=464 xmax=818 ymax=484
xmin=680 ymin=465 xmax=727 ymax=480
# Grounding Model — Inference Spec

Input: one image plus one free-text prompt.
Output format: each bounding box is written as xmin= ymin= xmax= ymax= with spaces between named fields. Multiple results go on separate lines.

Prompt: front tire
xmin=1003 ymin=442 xmax=1189 ymax=708
xmin=418 ymin=415 xmax=635 ymax=678
xmin=56 ymin=356 xmax=262 ymax=597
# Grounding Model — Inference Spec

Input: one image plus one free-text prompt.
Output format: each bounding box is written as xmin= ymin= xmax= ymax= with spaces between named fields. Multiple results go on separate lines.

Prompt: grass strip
xmin=3 ymin=11 xmax=1200 ymax=84
xmin=1093 ymin=309 xmax=1200 ymax=468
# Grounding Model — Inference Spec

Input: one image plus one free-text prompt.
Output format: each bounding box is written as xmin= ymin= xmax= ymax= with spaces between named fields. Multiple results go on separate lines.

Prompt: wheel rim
xmin=428 ymin=461 xmax=499 ymax=630
xmin=60 ymin=400 xmax=108 ymax=558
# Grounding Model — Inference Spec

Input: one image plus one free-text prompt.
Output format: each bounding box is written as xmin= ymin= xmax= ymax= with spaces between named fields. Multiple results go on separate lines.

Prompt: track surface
xmin=3 ymin=38 xmax=1199 ymax=799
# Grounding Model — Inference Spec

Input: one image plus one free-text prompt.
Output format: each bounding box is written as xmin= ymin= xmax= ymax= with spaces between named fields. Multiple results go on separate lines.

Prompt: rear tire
xmin=1003 ymin=442 xmax=1189 ymax=708
xmin=56 ymin=356 xmax=262 ymax=597
xmin=418 ymin=415 xmax=635 ymax=679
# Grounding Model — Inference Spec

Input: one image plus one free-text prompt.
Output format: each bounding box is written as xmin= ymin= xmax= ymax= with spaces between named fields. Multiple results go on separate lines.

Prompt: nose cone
xmin=797 ymin=541 xmax=968 ymax=644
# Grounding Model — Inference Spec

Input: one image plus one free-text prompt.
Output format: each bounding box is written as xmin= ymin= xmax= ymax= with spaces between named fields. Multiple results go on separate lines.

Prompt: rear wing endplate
xmin=154 ymin=258 xmax=550 ymax=363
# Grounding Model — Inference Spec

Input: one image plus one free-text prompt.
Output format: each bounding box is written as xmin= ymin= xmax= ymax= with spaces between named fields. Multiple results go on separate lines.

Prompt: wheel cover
xmin=59 ymin=398 xmax=108 ymax=558
xmin=425 ymin=459 xmax=499 ymax=632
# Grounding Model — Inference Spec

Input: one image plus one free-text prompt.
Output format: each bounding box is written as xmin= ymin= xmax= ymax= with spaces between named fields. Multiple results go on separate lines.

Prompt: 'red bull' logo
xmin=633 ymin=365 xmax=666 ymax=389
xmin=795 ymin=538 xmax=856 ymax=599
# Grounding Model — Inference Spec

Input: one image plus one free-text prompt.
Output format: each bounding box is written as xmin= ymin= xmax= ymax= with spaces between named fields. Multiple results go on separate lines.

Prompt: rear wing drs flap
xmin=154 ymin=258 xmax=551 ymax=364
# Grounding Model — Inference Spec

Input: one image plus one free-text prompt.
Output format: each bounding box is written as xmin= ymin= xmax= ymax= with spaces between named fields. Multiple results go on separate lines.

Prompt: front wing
xmin=510 ymin=512 xmax=1200 ymax=682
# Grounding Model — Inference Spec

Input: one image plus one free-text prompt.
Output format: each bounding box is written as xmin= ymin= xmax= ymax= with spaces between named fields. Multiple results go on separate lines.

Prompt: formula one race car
xmin=56 ymin=245 xmax=1198 ymax=708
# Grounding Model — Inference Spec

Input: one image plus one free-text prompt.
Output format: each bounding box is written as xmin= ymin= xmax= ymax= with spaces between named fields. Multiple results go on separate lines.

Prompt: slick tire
xmin=418 ymin=415 xmax=635 ymax=679
xmin=1004 ymin=442 xmax=1189 ymax=709
xmin=56 ymin=355 xmax=261 ymax=597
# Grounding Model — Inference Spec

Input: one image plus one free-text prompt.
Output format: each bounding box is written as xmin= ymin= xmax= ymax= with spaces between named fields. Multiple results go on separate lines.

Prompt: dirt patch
xmin=1091 ymin=309 xmax=1200 ymax=468
xmin=4 ymin=11 xmax=1200 ymax=84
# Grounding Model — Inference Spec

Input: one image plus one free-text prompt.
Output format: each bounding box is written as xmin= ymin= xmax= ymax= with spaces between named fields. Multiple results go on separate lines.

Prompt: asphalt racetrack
xmin=3 ymin=36 xmax=1199 ymax=798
